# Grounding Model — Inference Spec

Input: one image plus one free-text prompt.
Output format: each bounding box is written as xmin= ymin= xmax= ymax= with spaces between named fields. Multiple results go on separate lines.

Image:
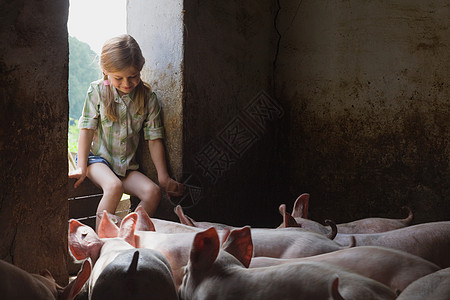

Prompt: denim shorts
xmin=76 ymin=152 xmax=114 ymax=172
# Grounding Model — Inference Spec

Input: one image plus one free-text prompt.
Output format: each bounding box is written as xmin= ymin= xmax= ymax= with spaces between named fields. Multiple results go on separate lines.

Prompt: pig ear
xmin=222 ymin=226 xmax=253 ymax=268
xmin=174 ymin=205 xmax=197 ymax=227
xmin=135 ymin=207 xmax=156 ymax=231
xmin=119 ymin=213 xmax=138 ymax=247
xmin=292 ymin=193 xmax=309 ymax=218
xmin=68 ymin=219 xmax=103 ymax=261
xmin=60 ymin=258 xmax=92 ymax=300
xmin=279 ymin=204 xmax=286 ymax=216
xmin=98 ymin=211 xmax=120 ymax=238
xmin=330 ymin=276 xmax=345 ymax=300
xmin=190 ymin=227 xmax=220 ymax=270
xmin=277 ymin=204 xmax=287 ymax=228
xmin=283 ymin=210 xmax=301 ymax=228
xmin=39 ymin=269 xmax=53 ymax=280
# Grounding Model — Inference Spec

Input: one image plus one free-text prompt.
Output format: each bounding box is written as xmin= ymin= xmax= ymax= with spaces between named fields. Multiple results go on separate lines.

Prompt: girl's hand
xmin=68 ymin=168 xmax=87 ymax=189
xmin=160 ymin=177 xmax=186 ymax=198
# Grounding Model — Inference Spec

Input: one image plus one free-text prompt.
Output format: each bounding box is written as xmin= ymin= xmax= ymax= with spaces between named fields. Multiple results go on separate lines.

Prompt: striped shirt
xmin=78 ymin=79 xmax=164 ymax=176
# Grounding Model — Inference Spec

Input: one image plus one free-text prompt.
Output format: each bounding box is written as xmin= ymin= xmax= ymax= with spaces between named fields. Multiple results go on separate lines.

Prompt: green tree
xmin=69 ymin=36 xmax=101 ymax=121
xmin=68 ymin=36 xmax=101 ymax=151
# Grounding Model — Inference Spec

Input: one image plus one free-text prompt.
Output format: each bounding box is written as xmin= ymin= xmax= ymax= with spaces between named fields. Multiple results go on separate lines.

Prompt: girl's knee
xmin=104 ymin=179 xmax=124 ymax=197
xmin=140 ymin=183 xmax=161 ymax=204
xmin=138 ymin=185 xmax=161 ymax=216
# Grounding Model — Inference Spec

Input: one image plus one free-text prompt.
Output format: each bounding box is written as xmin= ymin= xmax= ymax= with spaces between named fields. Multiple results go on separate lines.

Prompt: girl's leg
xmin=87 ymin=163 xmax=124 ymax=231
xmin=122 ymin=171 xmax=161 ymax=217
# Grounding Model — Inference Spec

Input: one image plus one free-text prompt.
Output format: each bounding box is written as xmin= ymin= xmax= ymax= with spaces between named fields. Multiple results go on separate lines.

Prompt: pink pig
xmin=250 ymin=245 xmax=441 ymax=293
xmin=97 ymin=210 xmax=213 ymax=290
xmin=333 ymin=221 xmax=450 ymax=268
xmin=68 ymin=213 xmax=178 ymax=300
xmin=178 ymin=227 xmax=396 ymax=300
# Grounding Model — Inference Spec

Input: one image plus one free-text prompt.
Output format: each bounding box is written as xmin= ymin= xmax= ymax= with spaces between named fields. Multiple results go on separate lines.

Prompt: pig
xmin=69 ymin=213 xmax=138 ymax=265
xmin=68 ymin=212 xmax=178 ymax=300
xmin=90 ymin=249 xmax=178 ymax=300
xmin=250 ymin=245 xmax=441 ymax=293
xmin=0 ymin=258 xmax=90 ymax=300
xmin=396 ymin=267 xmax=450 ymax=300
xmin=249 ymin=227 xmax=352 ymax=258
xmin=280 ymin=193 xmax=414 ymax=234
xmin=97 ymin=210 xmax=198 ymax=290
xmin=99 ymin=208 xmax=199 ymax=234
xmin=98 ymin=212 xmax=226 ymax=290
xmin=178 ymin=227 xmax=396 ymax=300
xmin=132 ymin=230 xmax=207 ymax=290
xmin=174 ymin=204 xmax=338 ymax=240
xmin=333 ymin=221 xmax=450 ymax=268
xmin=100 ymin=210 xmax=351 ymax=289
xmin=277 ymin=203 xmax=335 ymax=236
xmin=278 ymin=204 xmax=338 ymax=239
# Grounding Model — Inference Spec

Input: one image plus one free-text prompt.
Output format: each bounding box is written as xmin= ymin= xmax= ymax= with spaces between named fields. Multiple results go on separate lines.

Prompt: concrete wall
xmin=0 ymin=0 xmax=69 ymax=284
xmin=127 ymin=0 xmax=185 ymax=219
xmin=276 ymin=0 xmax=450 ymax=224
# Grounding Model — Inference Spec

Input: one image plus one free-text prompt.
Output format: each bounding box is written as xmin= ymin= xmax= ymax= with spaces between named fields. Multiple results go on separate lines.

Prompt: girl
xmin=69 ymin=34 xmax=185 ymax=230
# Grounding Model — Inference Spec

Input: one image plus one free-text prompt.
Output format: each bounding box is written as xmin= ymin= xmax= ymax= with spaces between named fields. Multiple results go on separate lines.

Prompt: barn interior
xmin=1 ymin=0 xmax=449 ymax=285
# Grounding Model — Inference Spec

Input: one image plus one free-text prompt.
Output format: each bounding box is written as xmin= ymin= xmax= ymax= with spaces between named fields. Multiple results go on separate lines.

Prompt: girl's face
xmin=106 ymin=66 xmax=141 ymax=96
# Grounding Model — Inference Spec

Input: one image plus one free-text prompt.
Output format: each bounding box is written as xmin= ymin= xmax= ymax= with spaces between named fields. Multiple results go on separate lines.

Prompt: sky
xmin=67 ymin=0 xmax=127 ymax=54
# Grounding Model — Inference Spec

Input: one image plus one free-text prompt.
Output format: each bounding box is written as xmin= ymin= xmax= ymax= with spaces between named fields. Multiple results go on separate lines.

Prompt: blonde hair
xmin=100 ymin=34 xmax=151 ymax=121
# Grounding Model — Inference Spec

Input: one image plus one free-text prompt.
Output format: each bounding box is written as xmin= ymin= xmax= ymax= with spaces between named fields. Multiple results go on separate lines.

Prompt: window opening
xmin=67 ymin=0 xmax=129 ymax=229
xmin=67 ymin=0 xmax=127 ymax=153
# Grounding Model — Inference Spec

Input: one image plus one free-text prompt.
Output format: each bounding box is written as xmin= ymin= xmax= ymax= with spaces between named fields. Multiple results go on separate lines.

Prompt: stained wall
xmin=275 ymin=1 xmax=450 ymax=224
xmin=0 ymin=0 xmax=70 ymax=284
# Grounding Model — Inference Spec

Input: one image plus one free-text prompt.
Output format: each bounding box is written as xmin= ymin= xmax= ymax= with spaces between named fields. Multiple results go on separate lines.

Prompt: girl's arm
xmin=69 ymin=128 xmax=94 ymax=188
xmin=148 ymin=139 xmax=185 ymax=197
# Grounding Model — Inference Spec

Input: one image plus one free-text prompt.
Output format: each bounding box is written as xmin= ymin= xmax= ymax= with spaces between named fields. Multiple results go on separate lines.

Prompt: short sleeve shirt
xmin=78 ymin=79 xmax=164 ymax=176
